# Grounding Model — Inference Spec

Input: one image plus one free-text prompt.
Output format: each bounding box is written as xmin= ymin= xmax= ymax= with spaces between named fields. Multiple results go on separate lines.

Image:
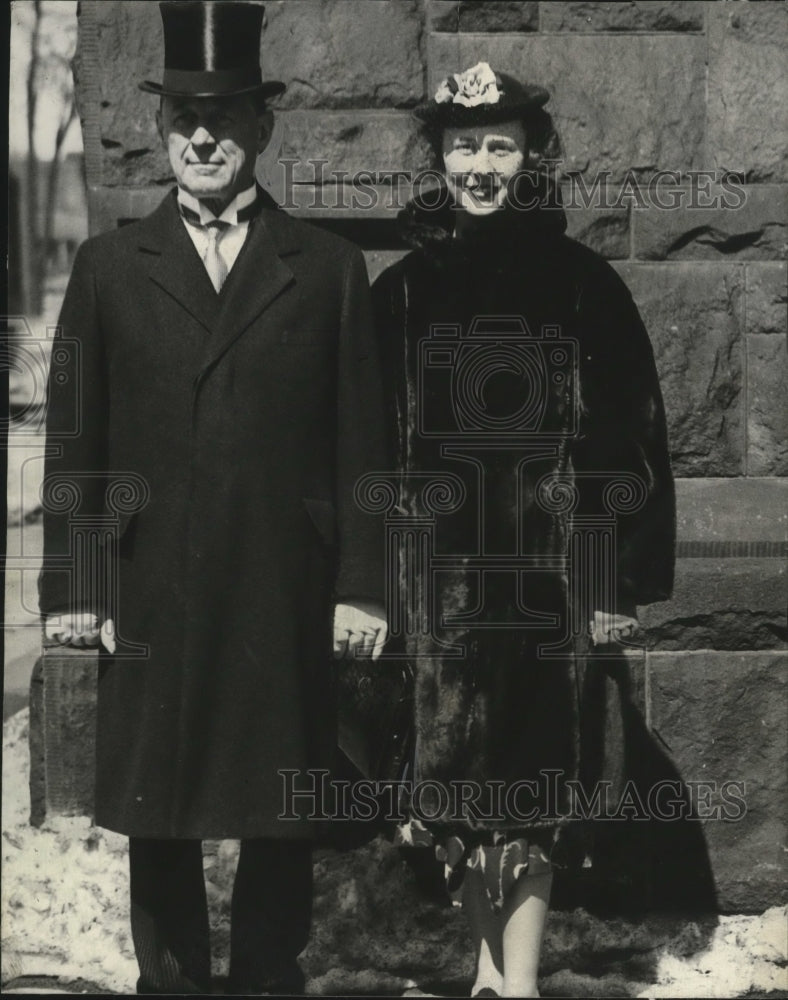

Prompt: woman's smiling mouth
xmin=465 ymin=172 xmax=503 ymax=202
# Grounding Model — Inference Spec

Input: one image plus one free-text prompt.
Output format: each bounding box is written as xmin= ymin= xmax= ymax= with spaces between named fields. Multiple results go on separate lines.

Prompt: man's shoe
xmin=136 ymin=975 xmax=210 ymax=994
xmin=225 ymin=962 xmax=305 ymax=996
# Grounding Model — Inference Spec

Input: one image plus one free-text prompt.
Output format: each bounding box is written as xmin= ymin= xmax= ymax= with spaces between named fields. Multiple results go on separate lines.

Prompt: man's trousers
xmin=129 ymin=837 xmax=312 ymax=994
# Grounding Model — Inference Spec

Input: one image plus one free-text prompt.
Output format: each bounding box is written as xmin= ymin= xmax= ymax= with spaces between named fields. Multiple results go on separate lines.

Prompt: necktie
xmin=203 ymin=220 xmax=231 ymax=292
xmin=177 ymin=197 xmax=261 ymax=293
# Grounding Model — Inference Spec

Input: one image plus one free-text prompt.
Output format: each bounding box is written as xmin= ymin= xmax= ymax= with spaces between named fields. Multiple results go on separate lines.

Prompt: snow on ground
xmin=639 ymin=906 xmax=788 ymax=997
xmin=3 ymin=707 xmax=787 ymax=996
xmin=1 ymin=709 xmax=137 ymax=993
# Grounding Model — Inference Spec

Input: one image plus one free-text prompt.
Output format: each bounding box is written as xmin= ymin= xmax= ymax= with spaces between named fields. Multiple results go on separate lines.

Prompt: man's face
xmin=157 ymin=95 xmax=272 ymax=204
xmin=442 ymin=119 xmax=527 ymax=216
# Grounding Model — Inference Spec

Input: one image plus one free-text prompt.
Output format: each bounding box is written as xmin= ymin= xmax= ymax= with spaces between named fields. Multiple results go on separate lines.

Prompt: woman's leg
xmin=463 ymin=866 xmax=504 ymax=997
xmin=500 ymin=871 xmax=552 ymax=998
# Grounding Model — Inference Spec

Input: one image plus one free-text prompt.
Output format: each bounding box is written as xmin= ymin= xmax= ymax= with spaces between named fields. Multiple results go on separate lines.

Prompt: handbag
xmin=335 ymin=658 xmax=414 ymax=782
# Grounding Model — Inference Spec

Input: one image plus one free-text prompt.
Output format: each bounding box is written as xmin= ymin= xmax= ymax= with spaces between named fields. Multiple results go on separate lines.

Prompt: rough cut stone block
xmin=429 ymin=0 xmax=538 ymax=32
xmin=540 ymin=1 xmax=704 ymax=33
xmin=276 ymin=110 xmax=432 ymax=183
xmin=564 ymin=200 xmax=629 ymax=259
xmin=641 ymin=558 xmax=787 ymax=651
xmin=88 ymin=186 xmax=163 ymax=235
xmin=614 ymin=265 xmax=744 ymax=477
xmin=430 ymin=34 xmax=705 ymax=182
xmin=633 ymin=185 xmax=788 ymax=261
xmin=75 ymin=0 xmax=167 ymax=187
xmin=648 ymin=651 xmax=788 ymax=911
xmin=674 ymin=478 xmax=788 ymax=544
xmin=274 ymin=183 xmax=416 ymax=222
xmin=746 ymin=263 xmax=788 ymax=336
xmin=261 ymin=1 xmax=424 ymax=110
xmin=28 ymin=657 xmax=45 ymax=826
xmin=707 ymin=3 xmax=788 ymax=182
xmin=32 ymin=647 xmax=98 ymax=824
xmin=747 ymin=334 xmax=788 ymax=476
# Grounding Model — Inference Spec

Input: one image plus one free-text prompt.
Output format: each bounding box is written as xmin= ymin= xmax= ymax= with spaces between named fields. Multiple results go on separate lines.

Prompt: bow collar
xmin=177 ymin=184 xmax=259 ymax=227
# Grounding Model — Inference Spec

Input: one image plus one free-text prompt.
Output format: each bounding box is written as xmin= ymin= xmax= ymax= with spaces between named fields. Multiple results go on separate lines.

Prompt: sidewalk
xmin=3 ymin=708 xmax=787 ymax=997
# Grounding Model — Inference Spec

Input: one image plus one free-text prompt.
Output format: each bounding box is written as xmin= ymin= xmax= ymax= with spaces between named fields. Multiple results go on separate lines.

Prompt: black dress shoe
xmin=136 ymin=975 xmax=210 ymax=994
xmin=225 ymin=963 xmax=305 ymax=996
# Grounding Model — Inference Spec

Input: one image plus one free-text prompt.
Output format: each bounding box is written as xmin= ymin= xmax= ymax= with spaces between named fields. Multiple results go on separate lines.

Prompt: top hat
xmin=415 ymin=61 xmax=549 ymax=128
xmin=139 ymin=1 xmax=286 ymax=100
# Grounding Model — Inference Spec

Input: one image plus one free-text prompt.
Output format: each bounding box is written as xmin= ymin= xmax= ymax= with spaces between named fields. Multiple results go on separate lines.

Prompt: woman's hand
xmin=589 ymin=609 xmax=639 ymax=647
xmin=333 ymin=601 xmax=388 ymax=660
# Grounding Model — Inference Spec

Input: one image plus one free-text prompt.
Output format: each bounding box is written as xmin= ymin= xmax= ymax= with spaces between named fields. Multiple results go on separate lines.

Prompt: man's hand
xmin=44 ymin=613 xmax=116 ymax=653
xmin=589 ymin=609 xmax=639 ymax=647
xmin=333 ymin=600 xmax=387 ymax=661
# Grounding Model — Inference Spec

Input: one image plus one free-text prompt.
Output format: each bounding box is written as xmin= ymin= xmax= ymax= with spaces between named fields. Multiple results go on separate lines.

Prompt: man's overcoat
xmin=39 ymin=188 xmax=387 ymax=839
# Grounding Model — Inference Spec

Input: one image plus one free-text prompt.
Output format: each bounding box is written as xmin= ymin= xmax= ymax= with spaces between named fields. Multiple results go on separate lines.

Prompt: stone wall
xmin=34 ymin=0 xmax=786 ymax=920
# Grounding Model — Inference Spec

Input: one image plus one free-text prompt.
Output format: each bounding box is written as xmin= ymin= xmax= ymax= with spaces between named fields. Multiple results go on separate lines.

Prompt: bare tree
xmin=20 ymin=0 xmax=79 ymax=311
xmin=42 ymin=59 xmax=79 ymax=272
xmin=25 ymin=0 xmax=43 ymax=314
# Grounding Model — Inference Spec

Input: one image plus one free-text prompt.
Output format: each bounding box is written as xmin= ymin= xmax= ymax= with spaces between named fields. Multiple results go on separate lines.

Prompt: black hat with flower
xmin=415 ymin=62 xmax=550 ymax=127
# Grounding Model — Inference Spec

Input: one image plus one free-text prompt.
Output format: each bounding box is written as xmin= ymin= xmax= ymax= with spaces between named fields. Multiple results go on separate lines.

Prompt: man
xmin=39 ymin=2 xmax=387 ymax=993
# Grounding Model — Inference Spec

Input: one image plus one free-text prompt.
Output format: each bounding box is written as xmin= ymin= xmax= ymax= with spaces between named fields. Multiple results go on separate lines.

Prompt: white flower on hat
xmin=434 ymin=61 xmax=501 ymax=108
xmin=434 ymin=78 xmax=458 ymax=104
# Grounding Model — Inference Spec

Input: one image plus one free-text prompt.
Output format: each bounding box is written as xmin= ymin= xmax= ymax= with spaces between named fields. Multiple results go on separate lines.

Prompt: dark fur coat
xmin=371 ymin=181 xmax=675 ymax=831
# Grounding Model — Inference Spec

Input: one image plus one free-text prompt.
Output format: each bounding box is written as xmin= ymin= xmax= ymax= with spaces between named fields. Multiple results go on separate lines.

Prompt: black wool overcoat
xmin=39 ymin=188 xmax=388 ymax=839
xmin=371 ymin=185 xmax=675 ymax=832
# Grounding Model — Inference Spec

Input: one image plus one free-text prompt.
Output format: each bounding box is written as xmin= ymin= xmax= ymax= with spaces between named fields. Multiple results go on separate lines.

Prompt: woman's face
xmin=442 ymin=119 xmax=526 ymax=216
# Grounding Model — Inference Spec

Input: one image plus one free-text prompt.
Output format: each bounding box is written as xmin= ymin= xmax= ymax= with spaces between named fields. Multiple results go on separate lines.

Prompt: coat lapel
xmin=137 ymin=190 xmax=223 ymax=335
xmin=200 ymin=201 xmax=298 ymax=374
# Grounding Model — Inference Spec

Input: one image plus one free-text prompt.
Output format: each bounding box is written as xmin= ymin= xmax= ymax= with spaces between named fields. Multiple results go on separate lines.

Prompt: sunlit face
xmin=442 ymin=120 xmax=527 ymax=216
xmin=157 ymin=95 xmax=272 ymax=204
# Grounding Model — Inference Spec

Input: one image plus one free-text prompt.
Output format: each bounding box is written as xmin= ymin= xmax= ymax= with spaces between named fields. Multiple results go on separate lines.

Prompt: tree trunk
xmin=42 ymin=98 xmax=78 ymax=277
xmin=25 ymin=0 xmax=43 ymax=314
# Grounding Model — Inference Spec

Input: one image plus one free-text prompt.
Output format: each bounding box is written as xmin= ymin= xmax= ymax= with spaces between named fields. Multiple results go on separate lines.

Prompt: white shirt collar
xmin=177 ymin=184 xmax=257 ymax=226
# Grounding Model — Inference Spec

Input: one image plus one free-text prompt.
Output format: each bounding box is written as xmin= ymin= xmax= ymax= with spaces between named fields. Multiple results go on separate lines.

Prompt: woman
xmin=372 ymin=63 xmax=675 ymax=997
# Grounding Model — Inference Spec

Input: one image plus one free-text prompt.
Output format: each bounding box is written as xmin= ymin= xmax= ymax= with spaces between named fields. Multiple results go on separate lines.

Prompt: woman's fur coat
xmin=371 ymin=179 xmax=675 ymax=832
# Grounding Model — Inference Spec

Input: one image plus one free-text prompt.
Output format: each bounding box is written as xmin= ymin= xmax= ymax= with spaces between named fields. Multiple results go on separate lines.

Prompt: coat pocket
xmin=303 ymin=497 xmax=337 ymax=547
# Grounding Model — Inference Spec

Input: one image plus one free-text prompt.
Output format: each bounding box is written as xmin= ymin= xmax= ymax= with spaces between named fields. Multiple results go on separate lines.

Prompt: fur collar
xmin=397 ymin=171 xmax=568 ymax=259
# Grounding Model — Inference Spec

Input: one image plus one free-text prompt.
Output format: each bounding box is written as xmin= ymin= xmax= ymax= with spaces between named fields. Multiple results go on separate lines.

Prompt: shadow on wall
xmin=556 ymin=655 xmax=719 ymax=916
